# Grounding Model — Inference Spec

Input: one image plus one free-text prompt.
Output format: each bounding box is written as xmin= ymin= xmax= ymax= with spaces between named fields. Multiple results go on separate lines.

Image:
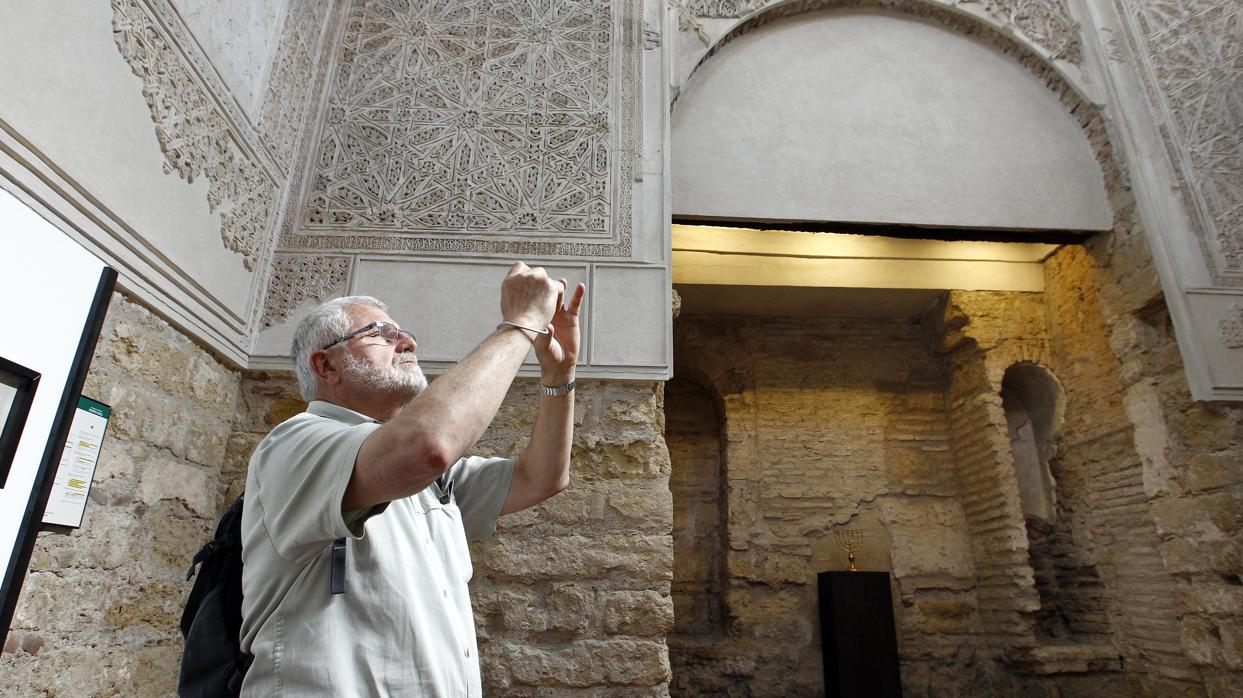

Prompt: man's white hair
xmin=291 ymin=295 xmax=388 ymax=402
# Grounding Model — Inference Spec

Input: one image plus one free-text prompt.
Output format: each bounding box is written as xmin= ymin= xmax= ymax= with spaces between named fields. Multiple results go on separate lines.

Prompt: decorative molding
xmin=1116 ymin=0 xmax=1243 ymax=284
xmin=281 ymin=0 xmax=641 ymax=258
xmin=261 ymin=254 xmax=352 ymax=328
xmin=256 ymin=2 xmax=326 ymax=172
xmin=677 ymin=0 xmax=1082 ymax=63
xmin=972 ymin=0 xmax=1083 ymax=63
xmin=1220 ymin=303 xmax=1243 ymax=349
xmin=111 ymin=0 xmax=278 ymax=271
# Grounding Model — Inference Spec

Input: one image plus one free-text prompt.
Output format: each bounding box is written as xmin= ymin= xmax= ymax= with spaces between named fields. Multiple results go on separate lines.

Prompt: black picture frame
xmin=0 ymin=356 xmax=40 ymax=490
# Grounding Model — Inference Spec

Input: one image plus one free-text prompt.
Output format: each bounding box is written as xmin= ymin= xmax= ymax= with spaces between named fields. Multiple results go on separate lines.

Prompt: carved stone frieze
xmin=972 ymin=0 xmax=1083 ymax=63
xmin=261 ymin=254 xmax=353 ymax=327
xmin=1117 ymin=0 xmax=1243 ymax=282
xmin=1221 ymin=304 xmax=1243 ymax=349
xmin=256 ymin=2 xmax=327 ymax=172
xmin=678 ymin=0 xmax=1083 ymax=63
xmin=284 ymin=0 xmax=640 ymax=257
xmin=111 ymin=0 xmax=278 ymax=271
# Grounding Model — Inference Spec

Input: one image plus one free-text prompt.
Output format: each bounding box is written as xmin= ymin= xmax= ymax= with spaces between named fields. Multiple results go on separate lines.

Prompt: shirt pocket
xmin=407 ymin=491 xmax=474 ymax=583
xmin=432 ymin=503 xmax=475 ymax=583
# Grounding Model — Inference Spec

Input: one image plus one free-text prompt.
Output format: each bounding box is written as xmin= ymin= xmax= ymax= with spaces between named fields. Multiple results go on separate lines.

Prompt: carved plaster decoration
xmin=1220 ymin=304 xmax=1243 ymax=349
xmin=261 ymin=254 xmax=353 ymax=328
xmin=283 ymin=0 xmax=640 ymax=257
xmin=679 ymin=0 xmax=1083 ymax=63
xmin=1115 ymin=0 xmax=1243 ymax=284
xmin=972 ymin=0 xmax=1083 ymax=63
xmin=256 ymin=1 xmax=330 ymax=172
xmin=111 ymin=0 xmax=279 ymax=271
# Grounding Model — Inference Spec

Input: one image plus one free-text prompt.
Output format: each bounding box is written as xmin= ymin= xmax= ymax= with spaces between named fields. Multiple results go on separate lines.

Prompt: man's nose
xmin=395 ymin=332 xmax=417 ymax=353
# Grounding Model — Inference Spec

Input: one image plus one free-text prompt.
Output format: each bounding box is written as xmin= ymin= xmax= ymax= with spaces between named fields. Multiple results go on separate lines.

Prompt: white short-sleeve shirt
xmin=239 ymin=400 xmax=515 ymax=697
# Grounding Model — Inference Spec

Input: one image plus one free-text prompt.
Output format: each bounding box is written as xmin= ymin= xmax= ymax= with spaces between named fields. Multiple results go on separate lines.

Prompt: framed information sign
xmin=42 ymin=397 xmax=111 ymax=529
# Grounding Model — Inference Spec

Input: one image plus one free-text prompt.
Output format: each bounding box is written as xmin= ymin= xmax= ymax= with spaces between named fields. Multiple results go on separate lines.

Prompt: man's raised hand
xmin=535 ymin=279 xmax=585 ymax=384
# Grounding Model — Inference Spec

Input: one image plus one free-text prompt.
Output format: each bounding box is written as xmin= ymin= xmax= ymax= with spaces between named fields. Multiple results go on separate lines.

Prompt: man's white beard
xmin=342 ymin=352 xmax=428 ymax=403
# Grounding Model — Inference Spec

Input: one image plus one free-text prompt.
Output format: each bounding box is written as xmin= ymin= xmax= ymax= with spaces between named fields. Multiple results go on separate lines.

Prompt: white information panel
xmin=0 ymin=186 xmax=114 ymax=641
xmin=42 ymin=397 xmax=111 ymax=528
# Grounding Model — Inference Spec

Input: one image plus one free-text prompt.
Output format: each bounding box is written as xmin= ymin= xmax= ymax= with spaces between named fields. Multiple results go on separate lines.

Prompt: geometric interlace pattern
xmin=303 ymin=0 xmax=614 ymax=238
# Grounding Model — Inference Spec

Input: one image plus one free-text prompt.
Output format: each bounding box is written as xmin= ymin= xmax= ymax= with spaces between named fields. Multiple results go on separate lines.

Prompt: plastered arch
xmin=672 ymin=0 xmax=1125 ymax=230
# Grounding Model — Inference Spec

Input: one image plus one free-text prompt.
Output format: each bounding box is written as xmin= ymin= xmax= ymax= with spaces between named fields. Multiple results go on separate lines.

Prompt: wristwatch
xmin=540 ymin=379 xmax=576 ymax=397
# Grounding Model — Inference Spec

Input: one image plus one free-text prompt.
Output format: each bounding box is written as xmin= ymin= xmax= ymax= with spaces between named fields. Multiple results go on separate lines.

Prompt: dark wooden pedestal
xmin=818 ymin=571 xmax=903 ymax=698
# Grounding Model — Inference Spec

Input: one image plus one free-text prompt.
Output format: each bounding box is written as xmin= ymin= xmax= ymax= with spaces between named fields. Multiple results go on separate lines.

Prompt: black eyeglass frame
xmin=320 ymin=321 xmax=415 ymax=351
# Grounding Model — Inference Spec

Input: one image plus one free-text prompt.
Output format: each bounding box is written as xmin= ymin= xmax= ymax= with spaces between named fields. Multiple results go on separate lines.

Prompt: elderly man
xmin=238 ymin=262 xmax=583 ymax=696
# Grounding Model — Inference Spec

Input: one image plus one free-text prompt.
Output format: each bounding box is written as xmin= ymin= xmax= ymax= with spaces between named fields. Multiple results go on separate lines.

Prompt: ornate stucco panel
xmin=111 ymin=0 xmax=282 ymax=272
xmin=1114 ymin=0 xmax=1242 ymax=283
xmin=283 ymin=0 xmax=643 ymax=257
xmin=256 ymin=0 xmax=334 ymax=173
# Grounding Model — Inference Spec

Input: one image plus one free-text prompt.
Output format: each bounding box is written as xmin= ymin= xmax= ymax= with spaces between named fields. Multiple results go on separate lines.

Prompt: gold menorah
xmin=833 ymin=529 xmax=865 ymax=572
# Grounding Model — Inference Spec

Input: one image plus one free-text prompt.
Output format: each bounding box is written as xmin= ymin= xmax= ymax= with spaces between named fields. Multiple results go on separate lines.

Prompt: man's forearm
xmin=503 ymin=385 xmax=575 ymax=514
xmin=348 ymin=327 xmax=535 ymax=510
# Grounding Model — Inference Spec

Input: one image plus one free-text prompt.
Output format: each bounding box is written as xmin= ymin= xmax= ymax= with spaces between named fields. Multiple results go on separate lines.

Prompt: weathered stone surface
xmin=29 ymin=508 xmax=140 ymax=572
xmin=130 ymin=640 xmax=181 ymax=697
xmin=879 ymin=497 xmax=975 ymax=579
xmin=139 ymin=455 xmax=219 ymax=518
xmin=481 ymin=534 xmax=673 ymax=582
xmin=1187 ymin=453 xmax=1243 ymax=492
xmin=507 ymin=639 xmax=670 ymax=687
xmin=11 ymin=572 xmax=111 ymax=633
xmin=605 ymin=481 xmax=674 ymax=532
xmin=604 ymin=590 xmax=675 ymax=636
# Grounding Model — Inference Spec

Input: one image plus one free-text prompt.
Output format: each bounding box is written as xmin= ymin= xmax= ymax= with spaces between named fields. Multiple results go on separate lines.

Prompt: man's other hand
xmin=535 ymin=279 xmax=585 ymax=384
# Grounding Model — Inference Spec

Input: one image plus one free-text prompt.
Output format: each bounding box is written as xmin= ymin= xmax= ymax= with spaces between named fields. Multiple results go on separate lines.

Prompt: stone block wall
xmin=672 ymin=316 xmax=985 ymax=697
xmin=671 ymin=251 xmax=1237 ymax=696
xmin=665 ymin=378 xmax=726 ymax=669
xmin=1076 ymin=187 xmax=1243 ymax=695
xmin=1 ymin=293 xmax=242 ymax=697
xmin=235 ymin=373 xmax=676 ymax=697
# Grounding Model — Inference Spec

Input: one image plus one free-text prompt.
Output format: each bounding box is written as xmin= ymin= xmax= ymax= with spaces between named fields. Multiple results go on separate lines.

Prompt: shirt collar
xmin=306 ymin=400 xmax=380 ymax=425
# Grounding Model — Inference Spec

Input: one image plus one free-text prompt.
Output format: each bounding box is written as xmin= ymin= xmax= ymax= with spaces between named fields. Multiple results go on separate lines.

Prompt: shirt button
xmin=442 ymin=588 xmax=448 ymax=598
xmin=464 ymin=647 xmax=470 ymax=658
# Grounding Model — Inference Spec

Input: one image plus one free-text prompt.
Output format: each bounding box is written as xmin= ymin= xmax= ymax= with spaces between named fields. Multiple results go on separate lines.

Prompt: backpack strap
xmin=330 ymin=537 xmax=347 ymax=595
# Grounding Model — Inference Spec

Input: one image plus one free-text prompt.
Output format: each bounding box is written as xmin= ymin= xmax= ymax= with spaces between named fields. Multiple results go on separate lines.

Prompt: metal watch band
xmin=540 ymin=379 xmax=576 ymax=397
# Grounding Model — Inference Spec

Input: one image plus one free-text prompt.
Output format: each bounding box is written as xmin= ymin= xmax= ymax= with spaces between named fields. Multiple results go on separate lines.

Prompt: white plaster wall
xmin=0 ymin=2 xmax=255 ymax=328
xmin=174 ymin=0 xmax=287 ymax=119
xmin=672 ymin=9 xmax=1112 ymax=232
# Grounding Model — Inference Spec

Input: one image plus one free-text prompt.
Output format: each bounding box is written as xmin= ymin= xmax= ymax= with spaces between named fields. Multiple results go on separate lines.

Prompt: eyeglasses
xmin=321 ymin=321 xmax=416 ymax=351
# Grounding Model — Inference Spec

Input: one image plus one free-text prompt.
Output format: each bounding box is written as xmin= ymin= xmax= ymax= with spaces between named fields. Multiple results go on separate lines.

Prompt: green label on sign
xmin=78 ymin=395 xmax=111 ymax=419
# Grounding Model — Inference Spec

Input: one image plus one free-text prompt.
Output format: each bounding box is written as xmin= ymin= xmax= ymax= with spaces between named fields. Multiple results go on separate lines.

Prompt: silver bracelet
xmin=498 ymin=321 xmax=550 ymax=339
xmin=541 ymin=379 xmax=576 ymax=397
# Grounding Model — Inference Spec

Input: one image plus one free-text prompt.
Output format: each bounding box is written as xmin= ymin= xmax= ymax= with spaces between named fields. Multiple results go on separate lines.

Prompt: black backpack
xmin=178 ymin=494 xmax=252 ymax=697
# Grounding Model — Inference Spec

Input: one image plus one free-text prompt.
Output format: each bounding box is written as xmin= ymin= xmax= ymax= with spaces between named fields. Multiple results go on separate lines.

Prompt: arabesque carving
xmin=261 ymin=254 xmax=353 ymax=327
xmin=678 ymin=0 xmax=1082 ymax=63
xmin=286 ymin=0 xmax=639 ymax=257
xmin=1116 ymin=0 xmax=1243 ymax=282
xmin=111 ymin=0 xmax=277 ymax=271
xmin=256 ymin=1 xmax=328 ymax=172
xmin=1220 ymin=304 xmax=1243 ymax=349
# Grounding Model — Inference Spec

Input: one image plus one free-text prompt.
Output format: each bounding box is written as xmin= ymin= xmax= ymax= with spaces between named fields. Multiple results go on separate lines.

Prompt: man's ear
xmin=310 ymin=349 xmax=342 ymax=387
